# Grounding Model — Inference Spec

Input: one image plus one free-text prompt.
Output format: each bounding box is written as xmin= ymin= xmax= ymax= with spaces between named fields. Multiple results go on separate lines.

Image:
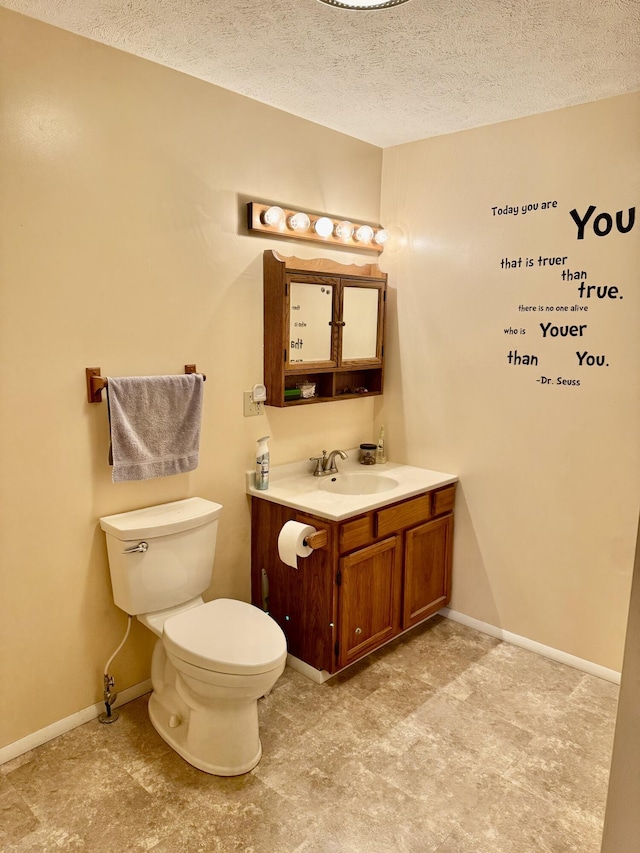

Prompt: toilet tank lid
xmin=99 ymin=497 xmax=222 ymax=540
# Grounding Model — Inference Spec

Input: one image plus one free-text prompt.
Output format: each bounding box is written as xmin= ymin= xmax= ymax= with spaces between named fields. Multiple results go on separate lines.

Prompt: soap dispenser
xmin=375 ymin=425 xmax=387 ymax=464
xmin=255 ymin=436 xmax=270 ymax=490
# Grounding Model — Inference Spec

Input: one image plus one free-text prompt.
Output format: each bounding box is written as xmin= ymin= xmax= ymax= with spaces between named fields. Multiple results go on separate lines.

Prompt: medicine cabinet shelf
xmin=263 ymin=250 xmax=387 ymax=407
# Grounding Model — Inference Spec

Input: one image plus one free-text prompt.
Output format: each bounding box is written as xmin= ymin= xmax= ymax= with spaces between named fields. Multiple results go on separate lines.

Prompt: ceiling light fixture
xmin=247 ymin=202 xmax=387 ymax=253
xmin=317 ymin=0 xmax=412 ymax=9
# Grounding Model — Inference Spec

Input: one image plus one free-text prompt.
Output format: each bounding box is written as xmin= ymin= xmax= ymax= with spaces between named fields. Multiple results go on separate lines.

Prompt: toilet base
xmin=148 ymin=691 xmax=263 ymax=776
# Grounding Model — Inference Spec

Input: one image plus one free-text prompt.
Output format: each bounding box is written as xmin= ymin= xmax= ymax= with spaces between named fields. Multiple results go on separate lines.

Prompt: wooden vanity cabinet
xmin=263 ymin=250 xmax=387 ymax=407
xmin=250 ymin=483 xmax=455 ymax=674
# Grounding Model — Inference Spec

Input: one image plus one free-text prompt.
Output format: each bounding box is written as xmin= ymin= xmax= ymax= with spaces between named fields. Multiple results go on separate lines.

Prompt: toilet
xmin=99 ymin=497 xmax=287 ymax=776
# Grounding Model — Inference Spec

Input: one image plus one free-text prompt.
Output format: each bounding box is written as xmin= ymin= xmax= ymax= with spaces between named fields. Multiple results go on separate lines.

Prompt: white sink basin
xmin=318 ymin=473 xmax=400 ymax=495
xmin=246 ymin=450 xmax=457 ymax=521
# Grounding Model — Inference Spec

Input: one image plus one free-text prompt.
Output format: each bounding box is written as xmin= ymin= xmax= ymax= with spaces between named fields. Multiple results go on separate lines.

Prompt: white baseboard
xmin=2 ymin=610 xmax=620 ymax=766
xmin=0 ymin=679 xmax=152 ymax=767
xmin=289 ymin=610 xmax=622 ymax=687
xmin=286 ymin=653 xmax=333 ymax=683
xmin=441 ymin=608 xmax=621 ymax=685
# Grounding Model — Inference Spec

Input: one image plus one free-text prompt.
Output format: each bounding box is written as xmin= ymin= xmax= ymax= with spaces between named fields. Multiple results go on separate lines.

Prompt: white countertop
xmin=246 ymin=450 xmax=457 ymax=521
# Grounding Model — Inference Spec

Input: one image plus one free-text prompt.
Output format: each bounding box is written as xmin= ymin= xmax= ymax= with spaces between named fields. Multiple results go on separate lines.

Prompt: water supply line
xmin=98 ymin=615 xmax=133 ymax=724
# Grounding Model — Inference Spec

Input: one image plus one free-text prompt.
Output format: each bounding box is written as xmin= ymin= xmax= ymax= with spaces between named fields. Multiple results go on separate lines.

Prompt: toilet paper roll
xmin=277 ymin=520 xmax=316 ymax=569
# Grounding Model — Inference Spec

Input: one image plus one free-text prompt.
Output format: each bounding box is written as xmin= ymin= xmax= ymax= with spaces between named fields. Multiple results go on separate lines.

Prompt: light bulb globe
xmin=314 ymin=217 xmax=334 ymax=238
xmin=335 ymin=221 xmax=354 ymax=241
xmin=262 ymin=206 xmax=285 ymax=227
xmin=354 ymin=224 xmax=374 ymax=243
xmin=288 ymin=212 xmax=311 ymax=232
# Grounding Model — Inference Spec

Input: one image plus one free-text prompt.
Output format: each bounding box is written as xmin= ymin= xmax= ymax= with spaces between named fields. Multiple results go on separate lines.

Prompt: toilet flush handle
xmin=122 ymin=541 xmax=149 ymax=554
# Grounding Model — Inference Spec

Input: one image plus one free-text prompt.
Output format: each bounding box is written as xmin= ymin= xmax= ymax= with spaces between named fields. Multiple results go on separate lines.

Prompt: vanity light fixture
xmin=248 ymin=201 xmax=387 ymax=253
xmin=317 ymin=0 xmax=413 ymax=9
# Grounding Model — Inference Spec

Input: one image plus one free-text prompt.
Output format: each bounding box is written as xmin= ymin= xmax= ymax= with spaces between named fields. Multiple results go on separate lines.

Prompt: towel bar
xmin=86 ymin=365 xmax=206 ymax=403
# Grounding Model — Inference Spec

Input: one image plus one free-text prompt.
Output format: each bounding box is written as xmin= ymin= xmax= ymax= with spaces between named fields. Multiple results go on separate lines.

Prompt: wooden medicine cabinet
xmin=263 ymin=250 xmax=387 ymax=406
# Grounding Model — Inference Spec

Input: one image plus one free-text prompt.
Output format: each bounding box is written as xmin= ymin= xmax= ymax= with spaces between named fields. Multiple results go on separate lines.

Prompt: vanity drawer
xmin=433 ymin=485 xmax=456 ymax=517
xmin=339 ymin=515 xmax=374 ymax=553
xmin=376 ymin=494 xmax=431 ymax=538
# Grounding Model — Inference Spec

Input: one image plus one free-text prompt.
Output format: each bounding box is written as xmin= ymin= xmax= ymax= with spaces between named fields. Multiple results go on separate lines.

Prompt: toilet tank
xmin=99 ymin=498 xmax=222 ymax=616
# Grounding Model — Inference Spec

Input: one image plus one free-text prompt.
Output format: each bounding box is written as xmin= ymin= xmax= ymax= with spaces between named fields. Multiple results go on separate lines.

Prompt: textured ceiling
xmin=2 ymin=0 xmax=639 ymax=146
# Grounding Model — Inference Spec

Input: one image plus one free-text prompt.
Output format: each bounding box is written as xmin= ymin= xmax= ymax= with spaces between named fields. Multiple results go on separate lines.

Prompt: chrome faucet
xmin=310 ymin=449 xmax=348 ymax=476
xmin=326 ymin=449 xmax=348 ymax=473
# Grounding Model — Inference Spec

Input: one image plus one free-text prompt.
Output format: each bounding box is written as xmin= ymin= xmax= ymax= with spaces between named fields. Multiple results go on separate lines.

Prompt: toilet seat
xmin=163 ymin=598 xmax=286 ymax=676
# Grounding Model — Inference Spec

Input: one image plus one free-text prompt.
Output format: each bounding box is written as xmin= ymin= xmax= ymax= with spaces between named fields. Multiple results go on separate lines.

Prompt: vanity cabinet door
xmin=337 ymin=536 xmax=402 ymax=670
xmin=286 ymin=274 xmax=339 ymax=369
xmin=339 ymin=282 xmax=385 ymax=366
xmin=402 ymin=515 xmax=453 ymax=630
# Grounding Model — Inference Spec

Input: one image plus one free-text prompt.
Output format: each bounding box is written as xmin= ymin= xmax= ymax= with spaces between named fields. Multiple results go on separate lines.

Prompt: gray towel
xmin=107 ymin=375 xmax=204 ymax=482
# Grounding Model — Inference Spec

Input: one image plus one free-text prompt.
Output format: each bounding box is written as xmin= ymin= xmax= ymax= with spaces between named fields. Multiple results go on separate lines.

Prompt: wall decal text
xmin=569 ymin=205 xmax=635 ymax=239
xmin=491 ymin=199 xmax=629 ymax=386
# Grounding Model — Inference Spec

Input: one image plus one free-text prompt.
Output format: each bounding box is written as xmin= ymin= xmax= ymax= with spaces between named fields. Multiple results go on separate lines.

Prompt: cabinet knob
xmin=355 ymin=627 xmax=362 ymax=635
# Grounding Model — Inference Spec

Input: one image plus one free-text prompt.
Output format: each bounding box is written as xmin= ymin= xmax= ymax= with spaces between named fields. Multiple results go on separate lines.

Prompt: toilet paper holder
xmin=303 ymin=529 xmax=328 ymax=550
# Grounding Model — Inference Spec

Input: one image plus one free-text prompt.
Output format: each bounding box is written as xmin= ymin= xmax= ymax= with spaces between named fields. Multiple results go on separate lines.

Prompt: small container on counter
xmin=359 ymin=443 xmax=377 ymax=465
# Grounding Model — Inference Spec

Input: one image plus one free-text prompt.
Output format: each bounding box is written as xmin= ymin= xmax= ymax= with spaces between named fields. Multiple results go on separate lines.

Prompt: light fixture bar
xmin=247 ymin=202 xmax=387 ymax=253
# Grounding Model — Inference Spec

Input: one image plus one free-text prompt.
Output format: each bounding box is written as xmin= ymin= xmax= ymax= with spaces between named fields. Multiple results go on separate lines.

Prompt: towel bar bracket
xmin=86 ymin=366 xmax=206 ymax=403
xmin=86 ymin=367 xmax=106 ymax=403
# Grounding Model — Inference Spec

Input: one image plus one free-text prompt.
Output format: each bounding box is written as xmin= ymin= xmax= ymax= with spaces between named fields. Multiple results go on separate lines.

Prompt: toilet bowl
xmin=142 ymin=597 xmax=287 ymax=775
xmin=99 ymin=497 xmax=287 ymax=776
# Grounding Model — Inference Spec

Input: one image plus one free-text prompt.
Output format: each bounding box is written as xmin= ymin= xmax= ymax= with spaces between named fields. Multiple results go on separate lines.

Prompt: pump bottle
xmin=255 ymin=436 xmax=270 ymax=490
xmin=375 ymin=425 xmax=387 ymax=464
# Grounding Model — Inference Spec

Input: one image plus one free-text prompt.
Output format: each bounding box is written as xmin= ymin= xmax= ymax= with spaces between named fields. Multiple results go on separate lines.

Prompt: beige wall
xmin=379 ymin=93 xmax=640 ymax=671
xmin=0 ymin=9 xmax=382 ymax=748
xmin=1 ymin=7 xmax=638 ymax=756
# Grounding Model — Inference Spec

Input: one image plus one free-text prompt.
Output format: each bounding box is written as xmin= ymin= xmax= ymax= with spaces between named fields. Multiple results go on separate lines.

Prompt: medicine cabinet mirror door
xmin=340 ymin=283 xmax=385 ymax=365
xmin=287 ymin=275 xmax=338 ymax=368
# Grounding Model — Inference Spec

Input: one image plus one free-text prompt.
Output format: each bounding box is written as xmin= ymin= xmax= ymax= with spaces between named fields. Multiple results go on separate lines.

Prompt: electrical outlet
xmin=243 ymin=390 xmax=264 ymax=417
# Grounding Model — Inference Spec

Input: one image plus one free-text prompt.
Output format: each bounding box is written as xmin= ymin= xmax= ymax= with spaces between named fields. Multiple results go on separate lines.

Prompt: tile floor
xmin=1 ymin=617 xmax=618 ymax=852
